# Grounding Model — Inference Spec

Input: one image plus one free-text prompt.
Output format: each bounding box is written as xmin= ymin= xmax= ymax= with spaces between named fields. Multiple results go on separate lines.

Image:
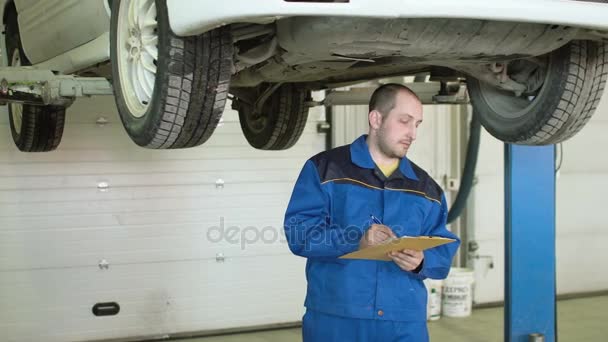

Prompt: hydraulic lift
xmin=0 ymin=66 xmax=558 ymax=342
xmin=0 ymin=66 xmax=113 ymax=107
xmin=505 ymin=144 xmax=556 ymax=342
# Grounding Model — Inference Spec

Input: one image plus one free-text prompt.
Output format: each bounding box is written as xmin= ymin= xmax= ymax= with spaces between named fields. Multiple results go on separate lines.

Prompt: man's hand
xmin=359 ymin=224 xmax=396 ymax=249
xmin=388 ymin=249 xmax=424 ymax=272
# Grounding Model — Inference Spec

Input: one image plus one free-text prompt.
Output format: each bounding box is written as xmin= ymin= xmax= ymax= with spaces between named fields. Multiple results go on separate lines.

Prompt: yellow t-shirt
xmin=377 ymin=160 xmax=400 ymax=177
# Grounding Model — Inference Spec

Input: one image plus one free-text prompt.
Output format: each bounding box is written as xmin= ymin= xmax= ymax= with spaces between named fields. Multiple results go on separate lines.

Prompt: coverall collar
xmin=350 ymin=135 xmax=419 ymax=181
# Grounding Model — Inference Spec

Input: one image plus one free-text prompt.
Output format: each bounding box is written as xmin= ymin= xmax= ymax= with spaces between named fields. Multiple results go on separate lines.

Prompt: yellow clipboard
xmin=339 ymin=236 xmax=457 ymax=261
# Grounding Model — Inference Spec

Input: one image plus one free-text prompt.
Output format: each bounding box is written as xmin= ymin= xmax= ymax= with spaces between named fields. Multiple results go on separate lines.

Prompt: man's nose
xmin=409 ymin=126 xmax=417 ymax=141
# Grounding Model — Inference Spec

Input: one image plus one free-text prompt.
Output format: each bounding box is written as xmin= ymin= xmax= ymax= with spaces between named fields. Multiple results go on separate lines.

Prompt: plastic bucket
xmin=424 ymin=278 xmax=443 ymax=321
xmin=442 ymin=267 xmax=475 ymax=317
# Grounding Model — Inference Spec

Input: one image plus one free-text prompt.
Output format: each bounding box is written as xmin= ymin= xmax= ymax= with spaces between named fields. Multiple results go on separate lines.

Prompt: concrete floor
xmin=181 ymin=295 xmax=608 ymax=342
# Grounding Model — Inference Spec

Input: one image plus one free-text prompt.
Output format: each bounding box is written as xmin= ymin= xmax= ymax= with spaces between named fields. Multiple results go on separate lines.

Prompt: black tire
xmin=110 ymin=0 xmax=232 ymax=149
xmin=5 ymin=8 xmax=65 ymax=152
xmin=467 ymin=40 xmax=607 ymax=145
xmin=237 ymin=84 xmax=310 ymax=150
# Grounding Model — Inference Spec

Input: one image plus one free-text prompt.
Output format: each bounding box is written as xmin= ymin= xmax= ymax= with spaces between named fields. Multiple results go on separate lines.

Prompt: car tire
xmin=467 ymin=40 xmax=607 ymax=145
xmin=236 ymin=84 xmax=310 ymax=150
xmin=5 ymin=8 xmax=65 ymax=152
xmin=110 ymin=0 xmax=233 ymax=149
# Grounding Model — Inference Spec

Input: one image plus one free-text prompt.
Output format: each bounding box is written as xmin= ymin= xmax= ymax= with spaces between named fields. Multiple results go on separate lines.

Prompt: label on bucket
xmin=442 ymin=284 xmax=472 ymax=317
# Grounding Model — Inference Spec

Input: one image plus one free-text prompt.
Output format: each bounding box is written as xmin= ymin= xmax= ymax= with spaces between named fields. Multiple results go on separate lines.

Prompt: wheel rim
xmin=478 ymin=59 xmax=551 ymax=120
xmin=245 ymin=111 xmax=268 ymax=134
xmin=116 ymin=0 xmax=158 ymax=118
xmin=9 ymin=49 xmax=23 ymax=133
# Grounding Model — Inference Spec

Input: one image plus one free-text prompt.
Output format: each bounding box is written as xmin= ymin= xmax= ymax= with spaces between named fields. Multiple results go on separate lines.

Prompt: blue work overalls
xmin=284 ymin=135 xmax=460 ymax=341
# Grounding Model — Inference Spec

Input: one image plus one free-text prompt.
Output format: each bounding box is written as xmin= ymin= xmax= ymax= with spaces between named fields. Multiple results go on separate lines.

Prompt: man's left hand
xmin=388 ymin=249 xmax=424 ymax=272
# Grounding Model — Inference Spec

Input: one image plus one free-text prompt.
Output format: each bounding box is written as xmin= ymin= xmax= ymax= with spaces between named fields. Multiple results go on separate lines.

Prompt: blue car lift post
xmin=505 ymin=144 xmax=556 ymax=342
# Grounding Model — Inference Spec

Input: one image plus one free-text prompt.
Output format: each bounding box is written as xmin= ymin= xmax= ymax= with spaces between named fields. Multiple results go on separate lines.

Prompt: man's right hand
xmin=359 ymin=224 xmax=397 ymax=249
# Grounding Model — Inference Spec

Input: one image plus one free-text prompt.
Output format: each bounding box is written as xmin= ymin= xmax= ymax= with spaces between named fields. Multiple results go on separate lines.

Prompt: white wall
xmin=471 ymin=89 xmax=608 ymax=303
xmin=0 ymin=97 xmax=326 ymax=341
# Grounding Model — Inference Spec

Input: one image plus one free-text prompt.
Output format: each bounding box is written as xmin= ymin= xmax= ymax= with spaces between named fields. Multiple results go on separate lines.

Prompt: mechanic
xmin=284 ymin=83 xmax=460 ymax=341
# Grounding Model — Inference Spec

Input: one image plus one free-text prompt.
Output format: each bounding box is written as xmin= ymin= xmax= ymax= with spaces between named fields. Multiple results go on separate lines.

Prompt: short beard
xmin=377 ymin=126 xmax=406 ymax=159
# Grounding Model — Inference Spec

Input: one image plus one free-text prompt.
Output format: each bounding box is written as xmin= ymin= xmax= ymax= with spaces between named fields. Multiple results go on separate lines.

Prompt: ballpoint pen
xmin=370 ymin=215 xmax=382 ymax=225
xmin=370 ymin=215 xmax=407 ymax=240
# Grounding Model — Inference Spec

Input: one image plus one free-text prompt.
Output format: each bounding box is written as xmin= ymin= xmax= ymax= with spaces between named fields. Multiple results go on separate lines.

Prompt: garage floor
xmin=181 ymin=295 xmax=607 ymax=342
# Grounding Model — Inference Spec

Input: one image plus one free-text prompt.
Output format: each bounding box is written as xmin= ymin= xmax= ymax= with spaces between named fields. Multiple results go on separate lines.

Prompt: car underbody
xmin=229 ymin=17 xmax=605 ymax=90
xmin=78 ymin=17 xmax=606 ymax=94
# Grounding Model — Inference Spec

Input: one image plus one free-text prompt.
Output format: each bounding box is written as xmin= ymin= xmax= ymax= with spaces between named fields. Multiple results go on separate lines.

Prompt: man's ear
xmin=369 ymin=110 xmax=383 ymax=130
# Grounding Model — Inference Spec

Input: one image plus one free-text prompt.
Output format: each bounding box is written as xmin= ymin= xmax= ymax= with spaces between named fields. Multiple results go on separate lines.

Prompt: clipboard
xmin=339 ymin=236 xmax=457 ymax=261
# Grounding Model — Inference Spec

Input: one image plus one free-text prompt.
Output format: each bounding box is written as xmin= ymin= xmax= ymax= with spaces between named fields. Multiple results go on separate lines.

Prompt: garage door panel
xmin=0 ymin=144 xmax=323 ymax=163
xmin=0 ymin=207 xmax=288 ymax=231
xmin=0 ymin=105 xmax=318 ymax=133
xmin=0 ymin=242 xmax=294 ymax=271
xmin=0 ymin=217 xmax=285 ymax=239
xmin=0 ymin=170 xmax=303 ymax=190
xmin=0 ymin=131 xmax=323 ymax=154
xmin=0 ymin=183 xmax=296 ymax=204
xmin=0 ymin=192 xmax=290 ymax=216
xmin=0 ymin=158 xmax=309 ymax=177
xmin=0 ymin=209 xmax=290 ymax=238
xmin=57 ymin=97 xmax=325 ymax=125
xmin=1 ymin=256 xmax=304 ymax=309
xmin=0 ymin=126 xmax=322 ymax=151
xmin=1 ymin=256 xmax=306 ymax=340
xmin=0 ymin=221 xmax=290 ymax=249
xmin=0 ymin=256 xmax=305 ymax=293
xmin=1 ymin=223 xmax=293 ymax=270
xmin=51 ymin=121 xmax=319 ymax=138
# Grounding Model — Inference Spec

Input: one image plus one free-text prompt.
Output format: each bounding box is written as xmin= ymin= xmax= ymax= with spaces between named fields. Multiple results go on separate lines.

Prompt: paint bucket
xmin=424 ymin=278 xmax=443 ymax=321
xmin=442 ymin=267 xmax=475 ymax=317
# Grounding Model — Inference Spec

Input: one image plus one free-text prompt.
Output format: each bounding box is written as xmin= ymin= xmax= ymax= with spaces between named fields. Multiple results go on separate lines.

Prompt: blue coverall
xmin=284 ymin=135 xmax=461 ymax=342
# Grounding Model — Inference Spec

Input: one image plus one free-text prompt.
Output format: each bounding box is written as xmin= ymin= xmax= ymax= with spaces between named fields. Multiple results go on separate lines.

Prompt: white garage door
xmin=0 ymin=97 xmax=326 ymax=341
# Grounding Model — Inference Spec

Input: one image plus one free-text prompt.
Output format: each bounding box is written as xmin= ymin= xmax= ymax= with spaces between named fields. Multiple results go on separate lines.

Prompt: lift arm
xmin=0 ymin=67 xmax=113 ymax=107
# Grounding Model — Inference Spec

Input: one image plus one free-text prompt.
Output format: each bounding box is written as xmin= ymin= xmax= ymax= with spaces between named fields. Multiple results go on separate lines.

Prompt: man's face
xmin=376 ymin=91 xmax=423 ymax=159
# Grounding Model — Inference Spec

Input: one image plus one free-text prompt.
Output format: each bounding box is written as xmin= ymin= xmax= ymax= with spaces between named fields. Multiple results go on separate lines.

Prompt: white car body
xmin=0 ymin=0 xmax=111 ymax=72
xmin=167 ymin=0 xmax=608 ymax=36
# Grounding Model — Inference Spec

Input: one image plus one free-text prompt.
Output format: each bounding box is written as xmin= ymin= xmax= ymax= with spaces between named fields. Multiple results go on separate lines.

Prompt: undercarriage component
xmin=321 ymin=81 xmax=468 ymax=106
xmin=231 ymin=17 xmax=579 ymax=87
xmin=0 ymin=67 xmax=113 ymax=107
